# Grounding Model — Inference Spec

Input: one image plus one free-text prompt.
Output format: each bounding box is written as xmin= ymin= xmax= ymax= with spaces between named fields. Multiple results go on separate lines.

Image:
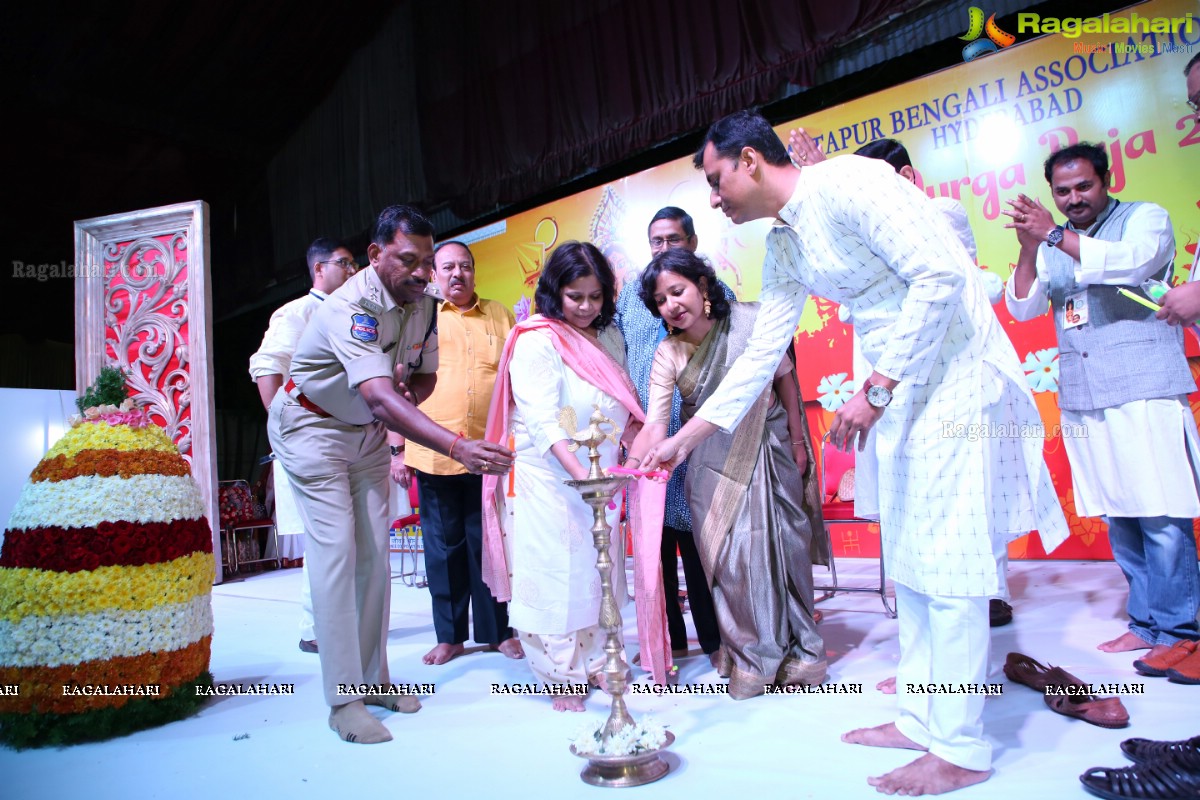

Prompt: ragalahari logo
xmin=961 ymin=7 xmax=1017 ymax=61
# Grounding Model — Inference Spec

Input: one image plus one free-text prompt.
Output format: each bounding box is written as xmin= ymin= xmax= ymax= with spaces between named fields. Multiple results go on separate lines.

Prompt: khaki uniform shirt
xmin=407 ymin=296 xmax=515 ymax=475
xmin=289 ymin=266 xmax=439 ymax=425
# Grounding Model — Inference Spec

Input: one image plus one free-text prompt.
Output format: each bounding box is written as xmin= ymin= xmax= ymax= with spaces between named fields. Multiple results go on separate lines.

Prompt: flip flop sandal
xmin=1122 ymin=735 xmax=1200 ymax=764
xmin=1044 ymin=689 xmax=1129 ymax=729
xmin=1080 ymin=754 xmax=1200 ymax=799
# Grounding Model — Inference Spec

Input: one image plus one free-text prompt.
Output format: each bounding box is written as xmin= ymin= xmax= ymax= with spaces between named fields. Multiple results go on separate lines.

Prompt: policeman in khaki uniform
xmin=268 ymin=205 xmax=514 ymax=745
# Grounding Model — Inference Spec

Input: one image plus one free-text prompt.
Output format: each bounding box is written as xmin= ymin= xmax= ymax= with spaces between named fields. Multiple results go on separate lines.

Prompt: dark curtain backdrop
xmin=266 ymin=0 xmax=922 ymax=261
xmin=415 ymin=0 xmax=922 ymax=216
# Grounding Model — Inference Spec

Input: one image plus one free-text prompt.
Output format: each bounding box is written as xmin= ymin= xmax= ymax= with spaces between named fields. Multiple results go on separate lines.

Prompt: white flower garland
xmin=0 ymin=594 xmax=213 ymax=667
xmin=7 ymin=474 xmax=205 ymax=530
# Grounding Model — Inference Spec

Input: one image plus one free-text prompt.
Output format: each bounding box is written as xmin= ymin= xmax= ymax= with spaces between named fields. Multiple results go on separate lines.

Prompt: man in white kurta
xmin=249 ymin=237 xmax=357 ymax=653
xmin=1005 ymin=143 xmax=1200 ymax=671
xmin=1155 ymin=55 xmax=1200 ymax=325
xmin=643 ymin=110 xmax=1068 ymax=796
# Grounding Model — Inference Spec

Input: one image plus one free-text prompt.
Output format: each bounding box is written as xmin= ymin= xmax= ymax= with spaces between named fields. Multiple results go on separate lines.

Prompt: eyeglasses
xmin=649 ymin=235 xmax=689 ymax=249
xmin=319 ymin=258 xmax=358 ymax=272
xmin=1188 ymin=92 xmax=1200 ymax=113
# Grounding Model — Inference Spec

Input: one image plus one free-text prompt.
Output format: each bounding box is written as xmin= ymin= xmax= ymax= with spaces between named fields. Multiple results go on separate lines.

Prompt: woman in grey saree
xmin=627 ymin=249 xmax=828 ymax=699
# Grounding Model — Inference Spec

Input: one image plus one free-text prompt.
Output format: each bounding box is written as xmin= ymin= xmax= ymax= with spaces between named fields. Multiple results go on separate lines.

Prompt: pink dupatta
xmin=481 ymin=315 xmax=672 ymax=684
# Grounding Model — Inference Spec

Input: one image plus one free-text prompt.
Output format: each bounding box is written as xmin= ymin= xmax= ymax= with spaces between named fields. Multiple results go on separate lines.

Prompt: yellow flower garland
xmin=43 ymin=421 xmax=179 ymax=461
xmin=0 ymin=551 xmax=214 ymax=622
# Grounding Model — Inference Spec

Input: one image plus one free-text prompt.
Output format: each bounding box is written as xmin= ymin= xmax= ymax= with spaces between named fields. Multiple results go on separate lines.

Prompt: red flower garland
xmin=0 ymin=519 xmax=213 ymax=572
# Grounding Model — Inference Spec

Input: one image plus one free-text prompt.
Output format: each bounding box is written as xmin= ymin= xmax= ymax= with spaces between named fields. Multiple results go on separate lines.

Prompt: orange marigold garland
xmin=0 ymin=381 xmax=214 ymax=748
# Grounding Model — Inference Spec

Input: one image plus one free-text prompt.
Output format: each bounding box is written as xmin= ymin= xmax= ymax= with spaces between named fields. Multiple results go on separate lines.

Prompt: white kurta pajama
xmin=850 ymin=195 xmax=980 ymax=522
xmin=506 ymin=326 xmax=630 ymax=685
xmin=1006 ymin=201 xmax=1200 ymax=648
xmin=697 ymin=155 xmax=1068 ymax=771
xmin=1005 ymin=203 xmax=1200 ymax=520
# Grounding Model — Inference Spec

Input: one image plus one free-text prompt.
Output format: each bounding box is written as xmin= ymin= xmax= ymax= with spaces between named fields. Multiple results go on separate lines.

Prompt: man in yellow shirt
xmin=402 ymin=241 xmax=525 ymax=665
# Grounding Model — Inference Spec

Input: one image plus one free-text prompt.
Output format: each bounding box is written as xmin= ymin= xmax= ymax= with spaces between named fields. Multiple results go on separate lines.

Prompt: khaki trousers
xmin=268 ymin=394 xmax=391 ymax=706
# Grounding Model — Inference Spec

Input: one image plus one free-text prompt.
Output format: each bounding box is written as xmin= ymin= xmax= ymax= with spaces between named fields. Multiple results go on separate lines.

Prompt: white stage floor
xmin=5 ymin=557 xmax=1197 ymax=799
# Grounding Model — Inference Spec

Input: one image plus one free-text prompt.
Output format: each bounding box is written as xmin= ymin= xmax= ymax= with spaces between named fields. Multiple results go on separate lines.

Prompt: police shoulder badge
xmin=350 ymin=313 xmax=379 ymax=343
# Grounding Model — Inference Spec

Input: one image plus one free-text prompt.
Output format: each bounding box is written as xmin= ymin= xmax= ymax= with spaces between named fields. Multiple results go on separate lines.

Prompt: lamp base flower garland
xmin=0 ymin=391 xmax=214 ymax=748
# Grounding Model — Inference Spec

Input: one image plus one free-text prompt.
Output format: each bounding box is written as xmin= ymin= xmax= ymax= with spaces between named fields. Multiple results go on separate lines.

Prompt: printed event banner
xmin=465 ymin=0 xmax=1200 ymax=560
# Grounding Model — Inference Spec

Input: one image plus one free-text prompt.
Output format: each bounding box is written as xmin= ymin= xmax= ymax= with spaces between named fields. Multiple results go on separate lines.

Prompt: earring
xmin=703 ymin=295 xmax=712 ymax=319
xmin=666 ymin=323 xmax=675 ymax=335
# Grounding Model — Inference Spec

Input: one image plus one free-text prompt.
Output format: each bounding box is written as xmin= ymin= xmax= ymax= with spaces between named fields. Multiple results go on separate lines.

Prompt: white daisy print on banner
xmin=1021 ymin=348 xmax=1059 ymax=393
xmin=816 ymin=372 xmax=855 ymax=411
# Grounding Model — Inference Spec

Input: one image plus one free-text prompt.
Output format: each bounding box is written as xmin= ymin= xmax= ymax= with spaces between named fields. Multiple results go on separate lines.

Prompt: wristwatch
xmin=389 ymin=445 xmax=405 ymax=457
xmin=863 ymin=379 xmax=893 ymax=409
xmin=1046 ymin=225 xmax=1065 ymax=248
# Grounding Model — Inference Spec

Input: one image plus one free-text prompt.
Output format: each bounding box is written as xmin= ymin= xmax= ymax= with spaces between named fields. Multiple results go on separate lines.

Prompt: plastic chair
xmin=813 ymin=435 xmax=895 ymax=617
xmin=390 ymin=477 xmax=426 ymax=587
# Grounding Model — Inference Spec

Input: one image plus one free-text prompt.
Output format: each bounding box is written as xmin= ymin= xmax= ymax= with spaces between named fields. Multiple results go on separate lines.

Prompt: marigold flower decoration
xmin=0 ymin=374 xmax=214 ymax=748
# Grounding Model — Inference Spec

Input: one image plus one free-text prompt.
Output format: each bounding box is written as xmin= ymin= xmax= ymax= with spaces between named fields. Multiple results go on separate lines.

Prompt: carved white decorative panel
xmin=74 ymin=201 xmax=222 ymax=582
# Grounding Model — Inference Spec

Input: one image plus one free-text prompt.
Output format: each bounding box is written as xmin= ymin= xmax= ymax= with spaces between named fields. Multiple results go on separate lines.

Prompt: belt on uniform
xmin=284 ymin=378 xmax=331 ymax=418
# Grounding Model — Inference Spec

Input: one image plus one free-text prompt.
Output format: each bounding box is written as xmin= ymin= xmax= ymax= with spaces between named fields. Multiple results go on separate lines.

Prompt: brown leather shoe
xmin=1133 ymin=640 xmax=1197 ymax=677
xmin=1165 ymin=642 xmax=1200 ymax=684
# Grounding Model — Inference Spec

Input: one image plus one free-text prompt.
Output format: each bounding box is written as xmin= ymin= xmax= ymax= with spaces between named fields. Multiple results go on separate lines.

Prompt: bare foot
xmin=422 ymin=643 xmax=466 ymax=665
xmin=328 ymin=700 xmax=392 ymax=744
xmin=552 ymin=695 xmax=586 ymax=712
xmin=490 ymin=638 xmax=526 ymax=659
xmin=1098 ymin=632 xmax=1152 ymax=653
xmin=877 ymin=676 xmax=896 ymax=694
xmin=842 ymin=722 xmax=927 ymax=751
xmin=868 ymin=753 xmax=991 ymax=795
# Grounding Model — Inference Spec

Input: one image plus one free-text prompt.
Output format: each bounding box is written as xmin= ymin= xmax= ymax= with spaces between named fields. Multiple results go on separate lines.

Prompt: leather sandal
xmin=1166 ymin=645 xmax=1200 ymax=684
xmin=1121 ymin=735 xmax=1200 ymax=764
xmin=1004 ymin=652 xmax=1063 ymax=692
xmin=1044 ymin=691 xmax=1129 ymax=728
xmin=1041 ymin=667 xmax=1128 ymax=728
xmin=1080 ymin=750 xmax=1200 ymax=799
xmin=989 ymin=599 xmax=1013 ymax=627
xmin=1134 ymin=640 xmax=1198 ymax=677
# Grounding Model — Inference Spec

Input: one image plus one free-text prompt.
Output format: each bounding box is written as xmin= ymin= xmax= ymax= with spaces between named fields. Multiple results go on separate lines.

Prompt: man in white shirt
xmin=643 ymin=109 xmax=1067 ymax=796
xmin=249 ymin=237 xmax=357 ymax=653
xmin=1155 ymin=52 xmax=1200 ymax=325
xmin=1004 ymin=143 xmax=1200 ymax=674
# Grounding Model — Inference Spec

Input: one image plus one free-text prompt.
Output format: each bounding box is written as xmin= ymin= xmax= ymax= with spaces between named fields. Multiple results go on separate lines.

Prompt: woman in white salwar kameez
xmin=485 ymin=241 xmax=644 ymax=711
